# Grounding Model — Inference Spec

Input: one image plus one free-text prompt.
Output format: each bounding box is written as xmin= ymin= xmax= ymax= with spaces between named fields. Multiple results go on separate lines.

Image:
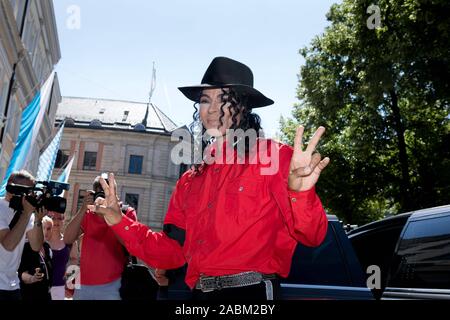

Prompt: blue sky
xmin=53 ymin=0 xmax=338 ymax=137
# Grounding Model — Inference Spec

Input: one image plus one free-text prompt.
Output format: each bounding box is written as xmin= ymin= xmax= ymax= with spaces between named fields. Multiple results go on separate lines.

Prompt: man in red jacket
xmin=90 ymin=57 xmax=330 ymax=300
xmin=64 ymin=176 xmax=137 ymax=300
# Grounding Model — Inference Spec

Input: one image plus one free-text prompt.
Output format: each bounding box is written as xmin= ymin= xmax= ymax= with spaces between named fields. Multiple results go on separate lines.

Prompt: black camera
xmin=93 ymin=173 xmax=109 ymax=200
xmin=6 ymin=180 xmax=70 ymax=214
xmin=94 ymin=191 xmax=105 ymax=201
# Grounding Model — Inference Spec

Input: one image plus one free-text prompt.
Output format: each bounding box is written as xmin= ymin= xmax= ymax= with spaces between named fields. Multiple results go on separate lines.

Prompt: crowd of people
xmin=0 ymin=170 xmax=168 ymax=301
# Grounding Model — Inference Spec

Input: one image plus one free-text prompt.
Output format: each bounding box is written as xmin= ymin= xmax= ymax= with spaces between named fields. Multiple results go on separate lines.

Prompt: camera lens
xmin=94 ymin=191 xmax=105 ymax=200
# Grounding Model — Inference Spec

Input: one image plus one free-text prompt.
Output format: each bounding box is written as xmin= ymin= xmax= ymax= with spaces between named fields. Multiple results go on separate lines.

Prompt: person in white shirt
xmin=0 ymin=170 xmax=44 ymax=301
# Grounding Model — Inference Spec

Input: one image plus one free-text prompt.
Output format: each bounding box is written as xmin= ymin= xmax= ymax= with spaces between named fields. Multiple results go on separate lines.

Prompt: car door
xmin=282 ymin=220 xmax=373 ymax=300
xmin=383 ymin=212 xmax=450 ymax=299
xmin=348 ymin=215 xmax=410 ymax=299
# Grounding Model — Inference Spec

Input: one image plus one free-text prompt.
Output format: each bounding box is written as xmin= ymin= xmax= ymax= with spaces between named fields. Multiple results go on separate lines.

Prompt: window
xmin=55 ymin=150 xmax=69 ymax=169
xmin=47 ymin=95 xmax=53 ymax=115
xmin=388 ymin=214 xmax=450 ymax=289
xmin=10 ymin=0 xmax=27 ymax=23
xmin=83 ymin=151 xmax=97 ymax=171
xmin=122 ymin=111 xmax=129 ymax=122
xmin=349 ymin=217 xmax=409 ymax=299
xmin=9 ymin=0 xmax=19 ymax=17
xmin=128 ymin=155 xmax=143 ymax=174
xmin=125 ymin=193 xmax=139 ymax=212
xmin=23 ymin=10 xmax=39 ymax=57
xmin=4 ymin=97 xmax=21 ymax=142
xmin=0 ymin=73 xmax=9 ymax=118
xmin=32 ymin=44 xmax=45 ymax=81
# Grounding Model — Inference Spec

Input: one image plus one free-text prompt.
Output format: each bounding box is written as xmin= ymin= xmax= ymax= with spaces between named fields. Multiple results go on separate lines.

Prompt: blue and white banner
xmin=36 ymin=122 xmax=65 ymax=182
xmin=56 ymin=156 xmax=74 ymax=197
xmin=0 ymin=72 xmax=55 ymax=196
xmin=57 ymin=156 xmax=74 ymax=184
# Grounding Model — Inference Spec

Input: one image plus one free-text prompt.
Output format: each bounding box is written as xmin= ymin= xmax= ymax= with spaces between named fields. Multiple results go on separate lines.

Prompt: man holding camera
xmin=64 ymin=175 xmax=137 ymax=300
xmin=0 ymin=170 xmax=44 ymax=301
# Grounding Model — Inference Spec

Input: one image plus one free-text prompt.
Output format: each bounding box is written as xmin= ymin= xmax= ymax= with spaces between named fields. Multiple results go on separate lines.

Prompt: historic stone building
xmin=0 ymin=0 xmax=61 ymax=179
xmin=54 ymin=97 xmax=182 ymax=231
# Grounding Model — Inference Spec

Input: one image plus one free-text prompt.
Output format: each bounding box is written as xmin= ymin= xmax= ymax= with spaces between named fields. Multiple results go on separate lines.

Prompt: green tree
xmin=280 ymin=0 xmax=450 ymax=225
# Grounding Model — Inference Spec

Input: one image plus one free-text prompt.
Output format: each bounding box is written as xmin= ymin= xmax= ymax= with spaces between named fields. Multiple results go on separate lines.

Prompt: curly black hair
xmin=189 ymin=87 xmax=264 ymax=173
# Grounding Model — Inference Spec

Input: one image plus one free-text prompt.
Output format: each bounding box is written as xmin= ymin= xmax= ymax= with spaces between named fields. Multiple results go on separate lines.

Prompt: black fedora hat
xmin=178 ymin=57 xmax=274 ymax=108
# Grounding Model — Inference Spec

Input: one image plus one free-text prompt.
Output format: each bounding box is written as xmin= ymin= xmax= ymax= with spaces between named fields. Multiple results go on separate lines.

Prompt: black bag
xmin=119 ymin=256 xmax=159 ymax=301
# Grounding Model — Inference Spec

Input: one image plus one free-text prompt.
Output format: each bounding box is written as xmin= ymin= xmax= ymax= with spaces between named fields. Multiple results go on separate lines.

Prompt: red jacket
xmin=80 ymin=207 xmax=137 ymax=285
xmin=112 ymin=139 xmax=328 ymax=288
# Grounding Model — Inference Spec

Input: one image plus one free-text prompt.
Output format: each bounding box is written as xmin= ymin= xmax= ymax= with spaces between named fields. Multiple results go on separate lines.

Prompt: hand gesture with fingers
xmin=36 ymin=207 xmax=47 ymax=223
xmin=288 ymin=126 xmax=330 ymax=192
xmin=87 ymin=173 xmax=123 ymax=226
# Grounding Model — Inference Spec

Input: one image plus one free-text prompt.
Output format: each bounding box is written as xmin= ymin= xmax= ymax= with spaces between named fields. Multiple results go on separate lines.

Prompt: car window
xmin=349 ymin=223 xmax=407 ymax=299
xmin=285 ymin=223 xmax=352 ymax=286
xmin=351 ymin=225 xmax=406 ymax=269
xmin=351 ymin=224 xmax=406 ymax=274
xmin=388 ymin=214 xmax=450 ymax=289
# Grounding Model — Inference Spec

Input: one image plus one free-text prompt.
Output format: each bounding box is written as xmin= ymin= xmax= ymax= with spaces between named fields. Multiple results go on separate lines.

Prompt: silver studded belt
xmin=195 ymin=271 xmax=277 ymax=293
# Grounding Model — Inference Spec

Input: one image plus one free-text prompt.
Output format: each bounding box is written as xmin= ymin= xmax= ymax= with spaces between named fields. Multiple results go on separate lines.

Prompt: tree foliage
xmin=280 ymin=0 xmax=450 ymax=225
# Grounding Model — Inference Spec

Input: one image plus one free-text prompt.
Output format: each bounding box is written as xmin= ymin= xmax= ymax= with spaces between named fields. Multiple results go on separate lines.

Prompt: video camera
xmin=6 ymin=180 xmax=70 ymax=214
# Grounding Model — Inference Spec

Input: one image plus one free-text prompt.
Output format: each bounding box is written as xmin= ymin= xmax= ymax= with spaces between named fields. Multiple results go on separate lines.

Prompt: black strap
xmin=8 ymin=210 xmax=22 ymax=230
xmin=163 ymin=224 xmax=186 ymax=247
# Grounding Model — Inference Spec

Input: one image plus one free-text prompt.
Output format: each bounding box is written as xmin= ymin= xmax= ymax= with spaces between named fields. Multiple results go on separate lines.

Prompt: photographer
xmin=64 ymin=175 xmax=137 ymax=300
xmin=0 ymin=170 xmax=44 ymax=301
xmin=18 ymin=216 xmax=53 ymax=301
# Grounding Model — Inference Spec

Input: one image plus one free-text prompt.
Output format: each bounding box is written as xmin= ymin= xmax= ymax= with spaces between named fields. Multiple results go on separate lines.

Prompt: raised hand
xmin=87 ymin=173 xmax=123 ymax=226
xmin=22 ymin=196 xmax=36 ymax=216
xmin=288 ymin=126 xmax=330 ymax=192
xmin=35 ymin=207 xmax=47 ymax=222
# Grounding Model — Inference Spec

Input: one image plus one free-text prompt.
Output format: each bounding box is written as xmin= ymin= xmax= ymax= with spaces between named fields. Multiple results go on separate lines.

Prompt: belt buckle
xmin=199 ymin=276 xmax=214 ymax=293
xmin=215 ymin=276 xmax=223 ymax=290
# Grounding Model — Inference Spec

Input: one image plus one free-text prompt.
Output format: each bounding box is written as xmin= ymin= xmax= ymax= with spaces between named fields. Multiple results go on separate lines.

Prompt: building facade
xmin=0 ymin=0 xmax=61 ymax=180
xmin=54 ymin=97 xmax=182 ymax=231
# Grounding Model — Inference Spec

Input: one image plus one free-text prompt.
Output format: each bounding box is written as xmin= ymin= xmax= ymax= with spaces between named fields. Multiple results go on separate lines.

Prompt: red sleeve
xmin=111 ymin=216 xmax=185 ymax=269
xmin=80 ymin=210 xmax=89 ymax=232
xmin=269 ymin=143 xmax=328 ymax=247
xmin=111 ymin=173 xmax=191 ymax=269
